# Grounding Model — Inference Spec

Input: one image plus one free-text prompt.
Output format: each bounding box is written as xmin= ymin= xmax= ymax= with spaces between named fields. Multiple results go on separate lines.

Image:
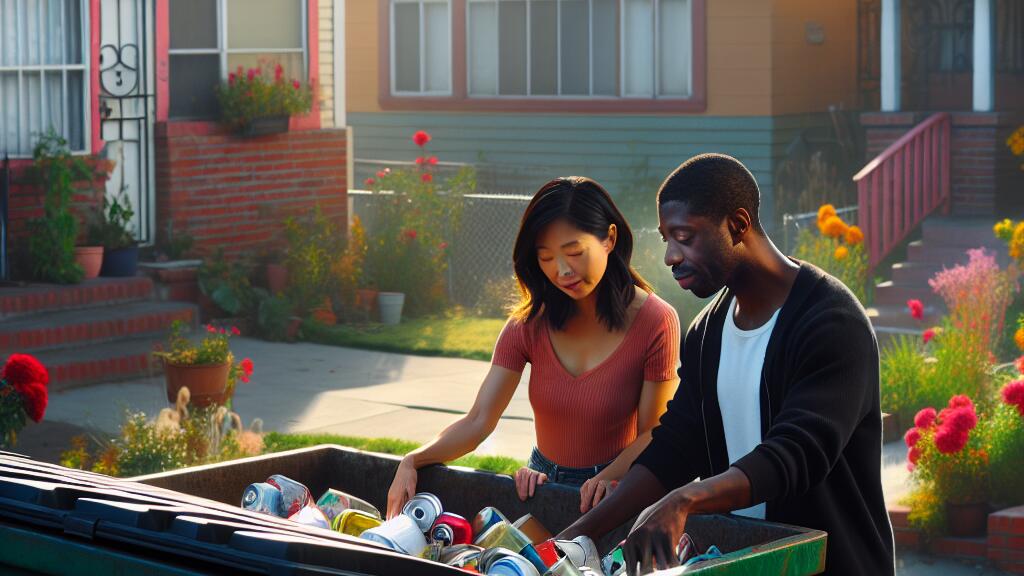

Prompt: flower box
xmin=238 ymin=115 xmax=290 ymax=138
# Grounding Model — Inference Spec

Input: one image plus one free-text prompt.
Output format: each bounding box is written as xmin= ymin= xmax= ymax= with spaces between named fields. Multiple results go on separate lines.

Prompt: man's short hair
xmin=657 ymin=153 xmax=762 ymax=231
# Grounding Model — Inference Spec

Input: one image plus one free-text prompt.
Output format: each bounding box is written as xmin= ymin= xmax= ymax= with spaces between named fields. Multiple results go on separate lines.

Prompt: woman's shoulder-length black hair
xmin=511 ymin=176 xmax=651 ymax=331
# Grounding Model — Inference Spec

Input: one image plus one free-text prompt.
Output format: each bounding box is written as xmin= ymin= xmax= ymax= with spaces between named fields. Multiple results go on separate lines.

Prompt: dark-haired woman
xmin=386 ymin=177 xmax=680 ymax=517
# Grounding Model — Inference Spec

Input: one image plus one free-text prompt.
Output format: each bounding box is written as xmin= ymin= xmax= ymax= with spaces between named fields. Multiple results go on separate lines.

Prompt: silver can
xmin=544 ymin=556 xmax=584 ymax=576
xmin=241 ymin=482 xmax=284 ymax=517
xmin=402 ymin=492 xmax=444 ymax=533
xmin=360 ymin=514 xmax=429 ymax=556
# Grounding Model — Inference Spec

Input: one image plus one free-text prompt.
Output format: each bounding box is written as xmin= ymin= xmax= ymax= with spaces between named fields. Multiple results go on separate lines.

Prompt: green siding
xmin=348 ymin=111 xmax=833 ymax=230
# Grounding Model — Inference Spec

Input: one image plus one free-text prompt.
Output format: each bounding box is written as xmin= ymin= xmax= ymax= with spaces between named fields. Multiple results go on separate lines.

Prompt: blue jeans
xmin=527 ymin=447 xmax=611 ymax=487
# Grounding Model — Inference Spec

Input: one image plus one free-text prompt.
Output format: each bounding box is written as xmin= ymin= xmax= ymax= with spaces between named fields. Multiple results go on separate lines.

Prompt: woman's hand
xmin=514 ymin=466 xmax=548 ymax=501
xmin=580 ymin=476 xmax=619 ymax=513
xmin=386 ymin=456 xmax=418 ymax=518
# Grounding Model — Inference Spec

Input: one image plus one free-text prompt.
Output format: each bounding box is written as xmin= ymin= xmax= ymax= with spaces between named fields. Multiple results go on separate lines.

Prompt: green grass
xmin=302 ymin=316 xmax=507 ymax=361
xmin=262 ymin=432 xmax=525 ymax=476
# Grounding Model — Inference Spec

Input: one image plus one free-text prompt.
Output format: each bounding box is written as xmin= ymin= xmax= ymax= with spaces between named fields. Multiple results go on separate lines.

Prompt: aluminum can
xmin=477 ymin=547 xmax=520 ymax=573
xmin=533 ymin=540 xmax=559 ymax=569
xmin=487 ymin=554 xmax=541 ymax=576
xmin=600 ymin=546 xmax=626 ymax=576
xmin=474 ymin=521 xmax=532 ymax=552
xmin=289 ymin=505 xmax=331 ymax=529
xmin=241 ymin=482 xmax=284 ymax=516
xmin=430 ymin=512 xmax=474 ymax=546
xmin=331 ymin=509 xmax=383 ymax=537
xmin=472 ymin=506 xmax=508 ymax=536
xmin=360 ymin=513 xmax=429 ymax=556
xmin=440 ymin=544 xmax=484 ymax=569
xmin=316 ymin=488 xmax=381 ymax=522
xmin=402 ymin=492 xmax=444 ymax=532
xmin=265 ymin=474 xmax=313 ymax=517
xmin=512 ymin=514 xmax=552 ymax=545
xmin=543 ymin=556 xmax=583 ymax=576
xmin=517 ymin=543 xmax=551 ymax=574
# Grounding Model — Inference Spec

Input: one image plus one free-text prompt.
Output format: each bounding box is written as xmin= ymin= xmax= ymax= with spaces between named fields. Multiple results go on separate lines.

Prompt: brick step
xmin=868 ymin=304 xmax=944 ymax=330
xmin=921 ymin=217 xmax=1007 ymax=248
xmin=0 ymin=301 xmax=198 ymax=353
xmin=890 ymin=262 xmax=946 ymax=286
xmin=0 ymin=277 xmax=153 ymax=319
xmin=873 ymin=281 xmax=943 ymax=308
xmin=906 ymin=240 xmax=1010 ymax=267
xmin=34 ymin=338 xmax=166 ymax=392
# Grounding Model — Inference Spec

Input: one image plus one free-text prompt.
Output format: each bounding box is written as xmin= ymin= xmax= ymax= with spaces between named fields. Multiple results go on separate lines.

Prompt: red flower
xmin=239 ymin=358 xmax=254 ymax=383
xmin=292 ymin=80 xmax=301 ymax=90
xmin=907 ymin=445 xmax=922 ymax=466
xmin=428 ymin=156 xmax=438 ymax=165
xmin=2 ymin=354 xmax=49 ymax=423
xmin=934 ymin=425 xmax=969 ymax=454
xmin=907 ymin=299 xmax=924 ymax=320
xmin=922 ymin=328 xmax=935 ymax=344
xmin=231 ymin=326 xmax=241 ymax=336
xmin=439 ymin=242 xmax=448 ymax=250
xmin=904 ymin=427 xmax=921 ymax=447
xmin=416 ymin=157 xmax=426 ymax=165
xmin=404 ymin=229 xmax=418 ymax=240
xmin=364 ymin=177 xmax=375 ymax=187
xmin=206 ymin=325 xmax=216 ymax=333
xmin=412 ymin=130 xmax=431 ymax=147
xmin=947 ymin=394 xmax=974 ymax=411
xmin=275 ymin=63 xmax=284 ymax=82
xmin=228 ymin=73 xmax=236 ymax=85
xmin=914 ymin=407 xmax=937 ymax=429
xmin=939 ymin=406 xmax=977 ymax=434
xmin=16 ymin=381 xmax=47 ymax=423
xmin=1001 ymin=380 xmax=1024 ymax=416
xmin=247 ymin=68 xmax=257 ymax=81
xmin=421 ymin=173 xmax=433 ymax=183
xmin=376 ymin=170 xmax=387 ymax=178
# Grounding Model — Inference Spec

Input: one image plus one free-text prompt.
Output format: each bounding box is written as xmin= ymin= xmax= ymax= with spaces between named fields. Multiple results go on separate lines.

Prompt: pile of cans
xmin=240 ymin=477 xmax=720 ymax=575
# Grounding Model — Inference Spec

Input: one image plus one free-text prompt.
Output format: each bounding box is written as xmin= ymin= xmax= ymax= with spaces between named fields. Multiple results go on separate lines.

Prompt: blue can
xmin=487 ymin=554 xmax=540 ymax=576
xmin=472 ymin=506 xmax=508 ymax=538
xmin=241 ymin=482 xmax=284 ymax=517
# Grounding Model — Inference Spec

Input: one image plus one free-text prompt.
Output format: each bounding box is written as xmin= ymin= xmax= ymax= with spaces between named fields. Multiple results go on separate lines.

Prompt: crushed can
xmin=440 ymin=544 xmax=484 ymax=569
xmin=600 ymin=546 xmax=625 ymax=576
xmin=316 ymin=488 xmax=381 ymax=522
xmin=472 ymin=506 xmax=508 ymax=536
xmin=266 ymin=474 xmax=314 ymax=517
xmin=241 ymin=482 xmax=284 ymax=517
xmin=534 ymin=540 xmax=559 ymax=568
xmin=513 ymin=514 xmax=552 ymax=545
xmin=488 ymin=554 xmax=541 ymax=576
xmin=543 ymin=556 xmax=583 ymax=576
xmin=477 ymin=547 xmax=522 ymax=573
xmin=402 ymin=492 xmax=444 ymax=533
xmin=431 ymin=512 xmax=474 ymax=546
xmin=475 ymin=521 xmax=533 ymax=552
xmin=331 ymin=509 xmax=383 ymax=537
xmin=289 ymin=505 xmax=331 ymax=530
xmin=360 ymin=513 xmax=429 ymax=556
xmin=551 ymin=536 xmax=600 ymax=570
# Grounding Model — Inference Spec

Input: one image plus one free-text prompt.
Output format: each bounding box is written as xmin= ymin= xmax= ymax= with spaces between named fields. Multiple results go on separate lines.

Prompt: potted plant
xmin=152 ymin=320 xmax=254 ymax=408
xmin=215 ymin=62 xmax=313 ymax=137
xmin=91 ymin=191 xmax=138 ymax=277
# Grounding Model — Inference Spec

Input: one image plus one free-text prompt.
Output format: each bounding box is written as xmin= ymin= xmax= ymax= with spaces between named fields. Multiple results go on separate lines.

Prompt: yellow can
xmin=331 ymin=509 xmax=383 ymax=537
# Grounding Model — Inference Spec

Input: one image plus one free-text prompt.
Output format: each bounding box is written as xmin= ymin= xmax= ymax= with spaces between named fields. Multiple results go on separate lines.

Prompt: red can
xmin=430 ymin=512 xmax=474 ymax=546
xmin=534 ymin=540 xmax=560 ymax=569
xmin=266 ymin=474 xmax=313 ymax=517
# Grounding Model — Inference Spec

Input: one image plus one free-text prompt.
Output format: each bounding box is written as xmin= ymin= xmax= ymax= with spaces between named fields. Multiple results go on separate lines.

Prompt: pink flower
xmin=247 ymin=68 xmax=257 ymax=81
xmin=904 ymin=427 xmax=921 ymax=448
xmin=934 ymin=425 xmax=969 ymax=454
xmin=421 ymin=173 xmax=433 ymax=183
xmin=914 ymin=407 xmax=937 ymax=429
xmin=364 ymin=177 xmax=375 ymax=187
xmin=428 ymin=156 xmax=438 ymax=165
xmin=231 ymin=326 xmax=241 ymax=336
xmin=404 ymin=229 xmax=418 ymax=240
xmin=416 ymin=157 xmax=426 ymax=165
xmin=292 ymin=80 xmax=301 ymax=90
xmin=228 ymin=73 xmax=236 ymax=85
xmin=907 ymin=299 xmax=924 ymax=320
xmin=922 ymin=328 xmax=935 ymax=344
xmin=907 ymin=445 xmax=922 ymax=466
xmin=206 ymin=325 xmax=217 ymax=333
xmin=1001 ymin=380 xmax=1024 ymax=416
xmin=376 ymin=170 xmax=387 ymax=178
xmin=412 ymin=130 xmax=431 ymax=147
xmin=274 ymin=63 xmax=284 ymax=81
xmin=439 ymin=242 xmax=448 ymax=250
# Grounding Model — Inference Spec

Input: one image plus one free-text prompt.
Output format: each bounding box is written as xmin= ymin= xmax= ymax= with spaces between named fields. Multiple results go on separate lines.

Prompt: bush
xmin=473 ymin=275 xmax=519 ymax=319
xmin=216 ymin=61 xmax=313 ymax=130
xmin=880 ymin=334 xmax=928 ymax=425
xmin=283 ymin=204 xmax=346 ymax=315
xmin=792 ymin=206 xmax=868 ymax=304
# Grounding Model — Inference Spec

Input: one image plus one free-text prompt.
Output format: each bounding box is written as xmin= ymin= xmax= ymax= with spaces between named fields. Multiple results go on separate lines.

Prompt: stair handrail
xmin=854 ymin=112 xmax=951 ymax=271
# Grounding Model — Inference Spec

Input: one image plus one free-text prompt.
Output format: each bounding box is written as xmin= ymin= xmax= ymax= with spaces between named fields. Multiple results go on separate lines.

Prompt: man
xmin=557 ymin=154 xmax=895 ymax=575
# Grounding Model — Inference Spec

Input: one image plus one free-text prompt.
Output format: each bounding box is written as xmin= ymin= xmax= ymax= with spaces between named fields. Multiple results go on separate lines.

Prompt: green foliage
xmin=256 ymin=290 xmax=294 ymax=342
xmin=108 ymin=411 xmax=188 ymax=477
xmin=0 ymin=385 xmax=28 ymax=450
xmin=880 ymin=334 xmax=928 ymax=425
xmin=25 ymin=129 xmax=95 ymax=284
xmin=473 ymin=275 xmax=519 ymax=319
xmin=903 ymin=488 xmax=946 ymax=537
xmin=198 ymin=249 xmax=257 ymax=316
xmin=986 ymin=401 xmax=1024 ymax=506
xmin=157 ymin=221 xmax=196 ymax=261
xmin=301 ymin=314 xmax=506 ymax=361
xmin=87 ymin=191 xmax=135 ymax=249
xmin=793 ymin=228 xmax=869 ymax=304
xmin=283 ymin=205 xmax=346 ymax=315
xmin=216 ymin=61 xmax=313 ymax=129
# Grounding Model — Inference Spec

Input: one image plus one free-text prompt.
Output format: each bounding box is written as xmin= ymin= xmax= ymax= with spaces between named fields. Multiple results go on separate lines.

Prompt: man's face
xmin=657 ymin=201 xmax=735 ymax=299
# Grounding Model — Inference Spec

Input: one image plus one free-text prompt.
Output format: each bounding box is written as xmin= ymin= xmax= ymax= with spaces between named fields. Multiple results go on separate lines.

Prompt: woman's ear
xmin=605 ymin=224 xmax=618 ymax=253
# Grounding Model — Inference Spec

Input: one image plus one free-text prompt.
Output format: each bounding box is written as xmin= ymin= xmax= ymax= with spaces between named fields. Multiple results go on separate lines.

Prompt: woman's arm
xmin=579 ymin=376 xmax=679 ymax=512
xmin=386 ymin=364 xmax=522 ymax=517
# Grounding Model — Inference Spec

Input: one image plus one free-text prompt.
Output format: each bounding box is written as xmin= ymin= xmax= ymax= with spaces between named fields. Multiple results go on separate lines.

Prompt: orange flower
xmin=821 ymin=216 xmax=849 ymax=239
xmin=834 ymin=245 xmax=849 ymax=260
xmin=845 ymin=225 xmax=864 ymax=246
xmin=817 ymin=204 xmax=837 ymax=225
xmin=1015 ymin=327 xmax=1024 ymax=351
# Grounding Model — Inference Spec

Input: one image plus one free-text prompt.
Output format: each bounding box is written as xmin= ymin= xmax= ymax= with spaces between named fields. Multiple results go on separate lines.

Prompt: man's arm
xmin=557 ymin=463 xmax=668 ymax=542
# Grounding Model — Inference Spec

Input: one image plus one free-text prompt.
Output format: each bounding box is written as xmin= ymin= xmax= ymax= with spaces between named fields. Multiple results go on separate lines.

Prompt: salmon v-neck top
xmin=492 ymin=293 xmax=681 ymax=467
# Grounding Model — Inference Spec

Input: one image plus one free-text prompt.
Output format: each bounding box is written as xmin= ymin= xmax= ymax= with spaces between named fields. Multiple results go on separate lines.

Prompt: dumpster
xmin=0 ymin=446 xmax=827 ymax=575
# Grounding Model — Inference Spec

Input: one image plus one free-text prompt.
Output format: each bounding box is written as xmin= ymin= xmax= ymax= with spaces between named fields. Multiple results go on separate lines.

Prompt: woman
xmin=387 ymin=177 xmax=680 ymax=517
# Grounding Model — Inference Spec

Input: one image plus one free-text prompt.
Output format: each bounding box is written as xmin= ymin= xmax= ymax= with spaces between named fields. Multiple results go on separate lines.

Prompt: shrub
xmin=283 ymin=204 xmax=346 ymax=315
xmin=473 ymin=275 xmax=519 ymax=319
xmin=792 ymin=205 xmax=868 ymax=304
xmin=879 ymin=334 xmax=928 ymax=425
xmin=989 ymin=379 xmax=1024 ymax=505
xmin=216 ymin=61 xmax=313 ymax=130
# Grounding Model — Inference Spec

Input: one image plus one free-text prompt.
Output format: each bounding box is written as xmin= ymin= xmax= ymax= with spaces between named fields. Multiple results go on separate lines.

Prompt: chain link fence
xmin=780 ymin=205 xmax=858 ymax=255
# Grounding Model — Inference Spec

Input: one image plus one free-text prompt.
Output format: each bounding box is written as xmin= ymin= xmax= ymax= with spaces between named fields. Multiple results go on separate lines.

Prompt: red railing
xmin=854 ymin=112 xmax=951 ymax=271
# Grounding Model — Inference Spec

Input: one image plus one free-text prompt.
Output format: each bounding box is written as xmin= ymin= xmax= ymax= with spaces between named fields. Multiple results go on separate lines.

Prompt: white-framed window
xmin=391 ymin=0 xmax=452 ymax=96
xmin=0 ymin=0 xmax=89 ymax=157
xmin=466 ymin=0 xmax=691 ymax=99
xmin=168 ymin=0 xmax=307 ymax=119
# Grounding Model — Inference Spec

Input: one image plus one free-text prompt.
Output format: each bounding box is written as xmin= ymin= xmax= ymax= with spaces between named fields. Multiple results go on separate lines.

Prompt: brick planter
xmin=889 ymin=503 xmax=1024 ymax=569
xmin=990 ymin=506 xmax=1024 ymax=573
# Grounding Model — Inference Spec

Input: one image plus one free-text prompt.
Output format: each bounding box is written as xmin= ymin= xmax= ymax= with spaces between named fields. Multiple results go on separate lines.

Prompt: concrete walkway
xmin=13 ymin=337 xmax=1011 ymax=575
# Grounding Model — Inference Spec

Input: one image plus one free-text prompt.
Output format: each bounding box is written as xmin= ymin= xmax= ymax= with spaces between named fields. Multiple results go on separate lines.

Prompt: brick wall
xmin=154 ymin=123 xmax=348 ymax=259
xmin=4 ymin=159 xmax=110 ymax=278
xmin=861 ymin=111 xmax=1020 ymax=217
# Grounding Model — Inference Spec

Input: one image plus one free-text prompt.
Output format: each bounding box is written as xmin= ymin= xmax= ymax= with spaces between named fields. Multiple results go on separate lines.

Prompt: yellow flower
xmin=1015 ymin=327 xmax=1024 ymax=351
xmin=821 ymin=216 xmax=849 ymax=239
xmin=994 ymin=218 xmax=1015 ymax=241
xmin=834 ymin=245 xmax=849 ymax=260
xmin=845 ymin=225 xmax=864 ymax=246
xmin=1010 ymin=222 xmax=1024 ymax=262
xmin=817 ymin=204 xmax=837 ymax=225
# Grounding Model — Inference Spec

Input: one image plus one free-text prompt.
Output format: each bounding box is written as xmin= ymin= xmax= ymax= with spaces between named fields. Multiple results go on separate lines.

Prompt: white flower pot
xmin=378 ymin=292 xmax=405 ymax=325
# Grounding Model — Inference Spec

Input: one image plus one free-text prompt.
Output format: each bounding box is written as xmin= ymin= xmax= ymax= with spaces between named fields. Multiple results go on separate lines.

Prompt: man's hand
xmin=622 ymin=490 xmax=691 ymax=576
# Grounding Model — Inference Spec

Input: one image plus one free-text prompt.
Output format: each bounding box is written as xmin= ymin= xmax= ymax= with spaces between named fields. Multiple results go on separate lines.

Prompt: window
xmin=168 ymin=0 xmax=306 ymax=118
xmin=0 ymin=0 xmax=88 ymax=156
xmin=465 ymin=0 xmax=691 ymax=98
xmin=391 ymin=0 xmax=452 ymax=95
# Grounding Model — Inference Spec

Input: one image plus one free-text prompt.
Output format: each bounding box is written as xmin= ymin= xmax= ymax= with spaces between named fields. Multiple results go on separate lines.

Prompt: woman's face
xmin=535 ymin=219 xmax=617 ymax=301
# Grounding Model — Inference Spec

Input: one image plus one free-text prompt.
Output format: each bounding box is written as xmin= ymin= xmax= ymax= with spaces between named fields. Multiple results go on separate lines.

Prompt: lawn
xmin=262 ymin=432 xmax=525 ymax=476
xmin=301 ymin=315 xmax=507 ymax=361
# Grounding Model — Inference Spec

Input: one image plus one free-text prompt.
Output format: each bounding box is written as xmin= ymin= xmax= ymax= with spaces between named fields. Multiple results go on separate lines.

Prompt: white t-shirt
xmin=717 ymin=296 xmax=780 ymax=520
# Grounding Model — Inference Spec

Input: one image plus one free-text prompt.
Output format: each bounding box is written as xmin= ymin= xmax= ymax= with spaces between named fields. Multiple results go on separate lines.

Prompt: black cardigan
xmin=634 ymin=262 xmax=895 ymax=575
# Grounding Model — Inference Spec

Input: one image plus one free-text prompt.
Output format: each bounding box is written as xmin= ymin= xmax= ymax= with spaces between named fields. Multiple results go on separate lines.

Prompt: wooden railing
xmin=854 ymin=112 xmax=951 ymax=270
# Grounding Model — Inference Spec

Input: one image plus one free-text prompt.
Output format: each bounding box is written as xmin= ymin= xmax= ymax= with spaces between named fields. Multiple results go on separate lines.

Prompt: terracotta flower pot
xmin=286 ymin=316 xmax=303 ymax=342
xmin=311 ymin=297 xmax=337 ymax=325
xmin=164 ymin=361 xmax=231 ymax=408
xmin=74 ymin=246 xmax=104 ymax=280
xmin=355 ymin=288 xmax=379 ymax=321
xmin=266 ymin=264 xmax=288 ymax=294
xmin=947 ymin=501 xmax=988 ymax=537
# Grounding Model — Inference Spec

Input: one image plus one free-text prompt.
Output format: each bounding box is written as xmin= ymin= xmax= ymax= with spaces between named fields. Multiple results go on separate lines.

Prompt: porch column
xmin=881 ymin=0 xmax=901 ymax=111
xmin=972 ymin=0 xmax=994 ymax=112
